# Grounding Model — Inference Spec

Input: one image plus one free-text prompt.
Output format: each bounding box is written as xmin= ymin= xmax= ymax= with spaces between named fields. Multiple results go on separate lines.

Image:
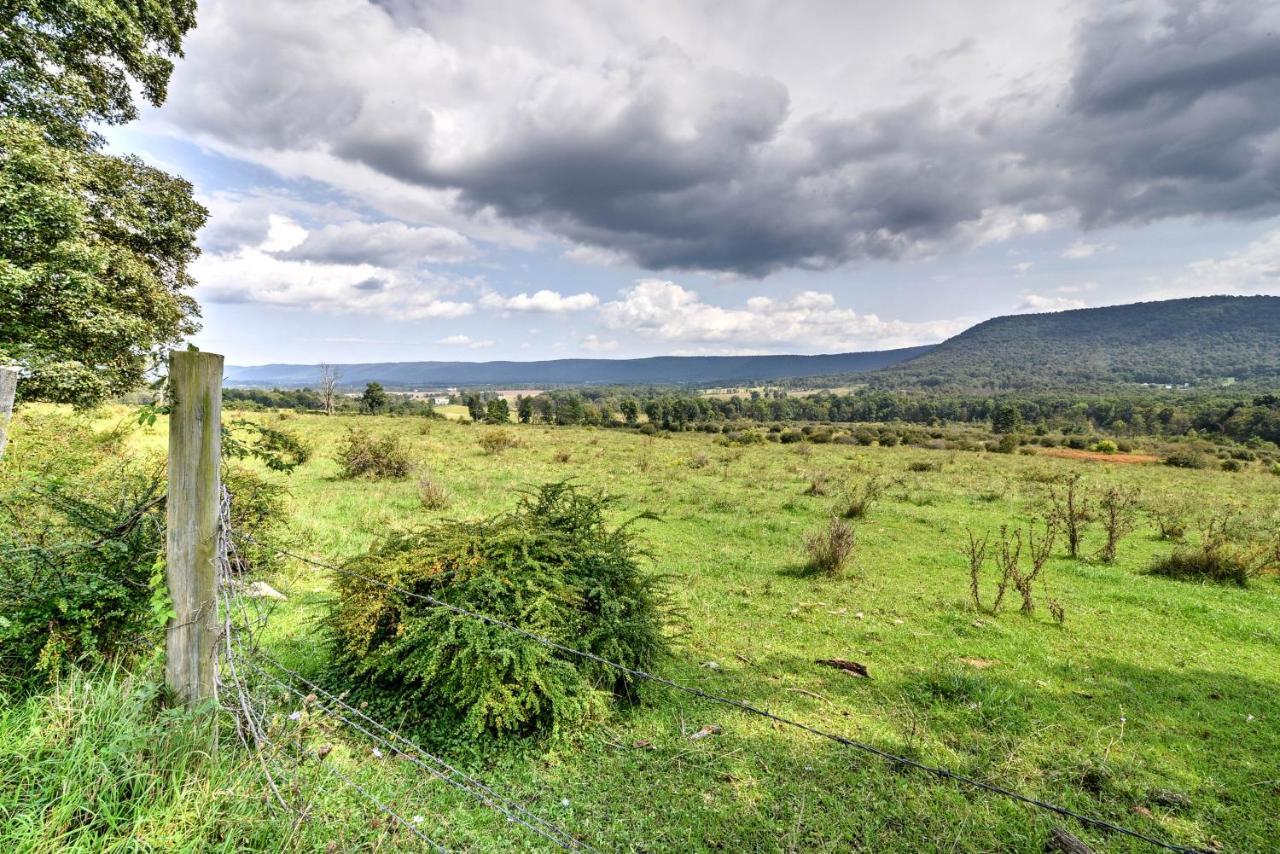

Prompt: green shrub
xmin=907 ymin=459 xmax=943 ymax=473
xmin=335 ymin=428 xmax=412 ymax=478
xmin=327 ymin=483 xmax=669 ymax=737
xmin=1149 ymin=508 xmax=1280 ymax=586
xmin=992 ymin=433 xmax=1020 ymax=454
xmin=1093 ymin=439 xmax=1118 ymax=454
xmin=477 ymin=428 xmax=521 ymax=455
xmin=1221 ymin=458 xmax=1244 ymax=472
xmin=1164 ymin=448 xmax=1210 ymax=469
xmin=0 ymin=411 xmax=292 ymax=688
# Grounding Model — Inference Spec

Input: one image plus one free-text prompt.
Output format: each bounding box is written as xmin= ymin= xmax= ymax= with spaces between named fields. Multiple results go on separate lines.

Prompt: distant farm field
xmin=18 ymin=408 xmax=1280 ymax=852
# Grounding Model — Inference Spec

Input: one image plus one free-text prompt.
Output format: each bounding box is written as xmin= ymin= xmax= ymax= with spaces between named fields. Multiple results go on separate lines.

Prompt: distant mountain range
xmin=224 ymin=295 xmax=1280 ymax=392
xmin=865 ymin=295 xmax=1280 ymax=392
xmin=223 ymin=346 xmax=933 ymax=389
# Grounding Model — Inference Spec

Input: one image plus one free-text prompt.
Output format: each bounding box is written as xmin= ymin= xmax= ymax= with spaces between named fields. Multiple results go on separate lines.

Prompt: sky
xmin=109 ymin=0 xmax=1280 ymax=366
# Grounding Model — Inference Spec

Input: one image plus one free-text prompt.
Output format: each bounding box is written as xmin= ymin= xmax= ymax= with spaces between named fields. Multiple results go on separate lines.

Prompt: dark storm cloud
xmin=1047 ymin=0 xmax=1280 ymax=225
xmin=170 ymin=0 xmax=1280 ymax=276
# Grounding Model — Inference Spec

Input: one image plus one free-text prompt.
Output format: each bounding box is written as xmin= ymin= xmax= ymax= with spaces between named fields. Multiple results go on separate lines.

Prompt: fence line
xmin=233 ymin=531 xmax=1204 ymax=854
xmin=216 ymin=498 xmax=586 ymax=852
xmin=249 ymin=651 xmax=593 ymax=852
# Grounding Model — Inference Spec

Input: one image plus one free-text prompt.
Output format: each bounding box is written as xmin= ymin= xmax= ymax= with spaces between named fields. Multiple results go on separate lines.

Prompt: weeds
xmin=1146 ymin=495 xmax=1193 ymax=541
xmin=1150 ymin=506 xmax=1280 ymax=585
xmin=477 ymin=429 xmax=522 ymax=455
xmin=1049 ymin=473 xmax=1090 ymax=559
xmin=804 ymin=470 xmax=830 ymax=496
xmin=1095 ymin=485 xmax=1140 ymax=563
xmin=839 ymin=476 xmax=885 ymax=519
xmin=965 ymin=518 xmax=1056 ymax=615
xmin=804 ymin=517 xmax=856 ymax=576
xmin=417 ymin=475 xmax=451 ymax=510
xmin=336 ymin=428 xmax=412 ymax=479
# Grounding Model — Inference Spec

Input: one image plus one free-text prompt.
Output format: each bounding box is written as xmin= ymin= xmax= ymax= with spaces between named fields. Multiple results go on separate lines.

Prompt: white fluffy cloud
xmin=480 ymin=289 xmax=600 ymax=313
xmin=599 ymin=279 xmax=968 ymax=352
xmin=1015 ymin=293 xmax=1088 ymax=313
xmin=1060 ymin=240 xmax=1113 ymax=260
xmin=437 ymin=334 xmax=494 ymax=349
xmin=1146 ymin=228 xmax=1280 ymax=299
xmin=278 ymin=220 xmax=475 ymax=266
xmin=193 ymin=215 xmax=475 ymax=320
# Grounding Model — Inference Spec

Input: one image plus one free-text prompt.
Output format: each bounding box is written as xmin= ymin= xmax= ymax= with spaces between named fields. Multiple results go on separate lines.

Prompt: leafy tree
xmin=516 ymin=394 xmax=533 ymax=424
xmin=620 ymin=397 xmax=639 ymax=425
xmin=484 ymin=397 xmax=510 ymax=424
xmin=0 ymin=119 xmax=206 ymax=405
xmin=990 ymin=403 xmax=1024 ymax=434
xmin=360 ymin=381 xmax=388 ymax=413
xmin=464 ymin=393 xmax=485 ymax=422
xmin=0 ymin=0 xmax=198 ymax=148
xmin=0 ymin=1 xmax=205 ymax=406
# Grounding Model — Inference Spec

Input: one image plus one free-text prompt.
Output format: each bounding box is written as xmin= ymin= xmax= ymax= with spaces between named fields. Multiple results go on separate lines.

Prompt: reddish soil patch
xmin=1039 ymin=448 xmax=1159 ymax=464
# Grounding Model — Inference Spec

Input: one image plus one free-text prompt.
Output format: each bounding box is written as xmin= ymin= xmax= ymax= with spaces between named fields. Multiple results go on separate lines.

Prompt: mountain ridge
xmin=224 ymin=346 xmax=933 ymax=388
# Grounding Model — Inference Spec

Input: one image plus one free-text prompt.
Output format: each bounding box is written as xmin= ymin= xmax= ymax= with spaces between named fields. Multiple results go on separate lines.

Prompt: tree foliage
xmin=0 ymin=0 xmax=197 ymax=147
xmin=0 ymin=2 xmax=205 ymax=406
xmin=0 ymin=119 xmax=206 ymax=405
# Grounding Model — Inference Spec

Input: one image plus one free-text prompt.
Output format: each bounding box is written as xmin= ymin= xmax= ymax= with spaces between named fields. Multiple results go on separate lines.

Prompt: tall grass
xmin=0 ymin=668 xmax=275 ymax=851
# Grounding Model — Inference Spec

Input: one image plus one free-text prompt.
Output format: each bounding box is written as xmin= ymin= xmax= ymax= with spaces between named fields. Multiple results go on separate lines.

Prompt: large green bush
xmin=328 ymin=482 xmax=669 ymax=737
xmin=0 ymin=411 xmax=290 ymax=688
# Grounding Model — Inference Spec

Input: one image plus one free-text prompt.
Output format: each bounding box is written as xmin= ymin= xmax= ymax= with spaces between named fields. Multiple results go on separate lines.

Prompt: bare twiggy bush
xmin=804 ymin=517 xmax=856 ymax=576
xmin=964 ymin=529 xmax=999 ymax=612
xmin=1047 ymin=597 xmax=1066 ymax=625
xmin=965 ymin=517 xmax=1057 ymax=615
xmin=793 ymin=442 xmax=813 ymax=457
xmin=1049 ymin=473 xmax=1090 ymax=559
xmin=688 ymin=452 xmax=710 ymax=469
xmin=417 ymin=476 xmax=451 ymax=510
xmin=1096 ymin=485 xmax=1140 ymax=563
xmin=805 ymin=471 xmax=830 ymax=496
xmin=553 ymin=450 xmax=572 ymax=463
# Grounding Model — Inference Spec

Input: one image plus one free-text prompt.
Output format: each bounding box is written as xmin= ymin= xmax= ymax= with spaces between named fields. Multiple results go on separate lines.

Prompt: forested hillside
xmin=866 ymin=296 xmax=1280 ymax=391
xmin=225 ymin=347 xmax=932 ymax=388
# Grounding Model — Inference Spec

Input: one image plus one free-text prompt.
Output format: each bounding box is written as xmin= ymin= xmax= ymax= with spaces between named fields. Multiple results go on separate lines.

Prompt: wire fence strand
xmin=233 ymin=531 xmax=1205 ymax=854
xmin=248 ymin=650 xmax=593 ymax=852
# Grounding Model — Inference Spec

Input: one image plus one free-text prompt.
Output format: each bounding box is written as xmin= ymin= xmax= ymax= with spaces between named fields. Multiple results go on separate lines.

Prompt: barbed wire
xmin=217 ymin=498 xmax=587 ymax=852
xmin=217 ymin=528 xmax=451 ymax=851
xmin=249 ymin=650 xmax=593 ymax=852
xmin=234 ymin=531 xmax=1205 ymax=854
xmin=245 ymin=657 xmax=591 ymax=852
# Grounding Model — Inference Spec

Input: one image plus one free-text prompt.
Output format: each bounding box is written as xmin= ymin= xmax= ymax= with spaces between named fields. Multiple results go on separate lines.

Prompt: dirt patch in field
xmin=1039 ymin=448 xmax=1159 ymax=464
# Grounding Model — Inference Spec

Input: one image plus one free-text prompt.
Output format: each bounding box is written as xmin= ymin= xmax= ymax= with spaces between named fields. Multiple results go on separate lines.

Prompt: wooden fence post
xmin=0 ymin=366 xmax=17 ymax=461
xmin=166 ymin=351 xmax=223 ymax=708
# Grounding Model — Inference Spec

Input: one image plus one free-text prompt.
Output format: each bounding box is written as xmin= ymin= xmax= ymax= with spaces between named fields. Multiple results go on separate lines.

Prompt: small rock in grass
xmin=246 ymin=581 xmax=287 ymax=600
xmin=689 ymin=724 xmax=723 ymax=740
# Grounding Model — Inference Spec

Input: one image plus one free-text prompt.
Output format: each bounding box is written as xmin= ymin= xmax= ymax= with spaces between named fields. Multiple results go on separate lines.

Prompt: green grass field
xmin=7 ymin=408 xmax=1280 ymax=852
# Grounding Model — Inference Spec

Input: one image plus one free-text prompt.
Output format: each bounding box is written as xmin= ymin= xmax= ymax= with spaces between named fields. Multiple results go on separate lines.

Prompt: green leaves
xmin=0 ymin=117 xmax=207 ymax=406
xmin=328 ymin=482 xmax=669 ymax=738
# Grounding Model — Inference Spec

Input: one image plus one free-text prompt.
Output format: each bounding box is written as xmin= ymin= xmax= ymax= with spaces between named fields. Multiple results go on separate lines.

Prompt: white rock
xmin=246 ymin=581 xmax=287 ymax=601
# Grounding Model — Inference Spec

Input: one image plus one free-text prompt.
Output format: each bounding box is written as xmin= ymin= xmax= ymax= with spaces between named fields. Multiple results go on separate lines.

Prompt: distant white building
xmin=432 ymin=396 xmax=450 ymax=406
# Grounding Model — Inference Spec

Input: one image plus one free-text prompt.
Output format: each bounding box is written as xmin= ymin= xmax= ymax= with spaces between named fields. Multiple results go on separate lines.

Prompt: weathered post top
xmin=166 ymin=350 xmax=224 ymax=708
xmin=0 ymin=366 xmax=18 ymax=461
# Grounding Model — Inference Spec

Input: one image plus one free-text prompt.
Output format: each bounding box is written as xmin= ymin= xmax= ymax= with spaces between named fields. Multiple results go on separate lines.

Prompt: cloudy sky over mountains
xmin=112 ymin=0 xmax=1280 ymax=363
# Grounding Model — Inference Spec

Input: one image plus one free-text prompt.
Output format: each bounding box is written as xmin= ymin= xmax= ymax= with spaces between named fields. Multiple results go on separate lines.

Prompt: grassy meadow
xmin=6 ymin=407 xmax=1280 ymax=852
